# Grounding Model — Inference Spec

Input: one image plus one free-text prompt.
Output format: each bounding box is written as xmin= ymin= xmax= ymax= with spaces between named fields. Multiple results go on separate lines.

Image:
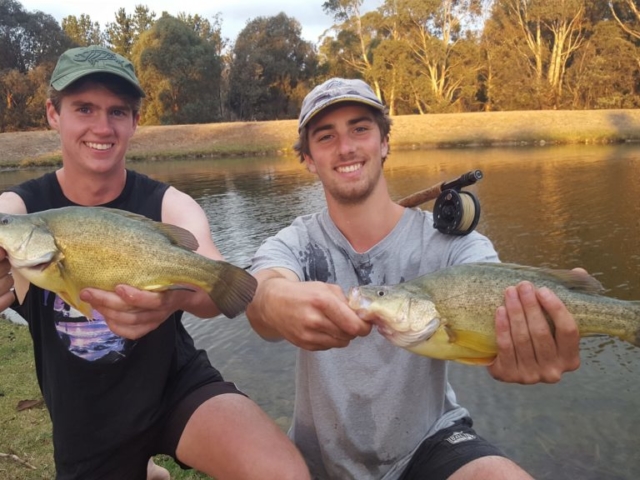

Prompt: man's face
xmin=46 ymin=80 xmax=139 ymax=174
xmin=303 ymin=104 xmax=389 ymax=205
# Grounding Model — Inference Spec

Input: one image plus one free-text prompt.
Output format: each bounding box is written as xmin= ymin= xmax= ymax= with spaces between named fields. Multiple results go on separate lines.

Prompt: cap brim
xmin=299 ymin=96 xmax=384 ymax=131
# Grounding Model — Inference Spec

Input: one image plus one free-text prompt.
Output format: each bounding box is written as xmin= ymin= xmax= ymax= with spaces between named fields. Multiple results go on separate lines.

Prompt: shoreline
xmin=1 ymin=109 xmax=640 ymax=170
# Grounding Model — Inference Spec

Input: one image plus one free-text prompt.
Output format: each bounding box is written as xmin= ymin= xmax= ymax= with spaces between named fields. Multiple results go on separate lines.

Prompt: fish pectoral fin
xmin=143 ymin=284 xmax=197 ymax=293
xmin=11 ymin=268 xmax=30 ymax=305
xmin=447 ymin=326 xmax=496 ymax=354
xmin=57 ymin=290 xmax=94 ymax=320
xmin=456 ymin=356 xmax=496 ymax=366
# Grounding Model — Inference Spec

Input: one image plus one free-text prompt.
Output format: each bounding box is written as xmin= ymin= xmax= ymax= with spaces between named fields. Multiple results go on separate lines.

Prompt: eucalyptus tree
xmin=320 ymin=0 xmax=383 ymax=99
xmin=61 ymin=14 xmax=106 ymax=47
xmin=487 ymin=0 xmax=590 ymax=108
xmin=383 ymin=0 xmax=486 ymax=113
xmin=106 ymin=5 xmax=156 ymax=57
xmin=227 ymin=12 xmax=318 ymax=121
xmin=565 ymin=19 xmax=640 ymax=108
xmin=610 ymin=0 xmax=640 ymax=39
xmin=132 ymin=14 xmax=223 ymax=125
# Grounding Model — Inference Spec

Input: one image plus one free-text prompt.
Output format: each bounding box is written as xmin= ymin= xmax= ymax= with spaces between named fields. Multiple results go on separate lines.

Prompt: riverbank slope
xmin=1 ymin=109 xmax=639 ymax=169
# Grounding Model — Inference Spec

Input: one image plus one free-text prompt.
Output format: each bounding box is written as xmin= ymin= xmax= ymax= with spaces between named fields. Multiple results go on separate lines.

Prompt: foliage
xmin=132 ymin=14 xmax=223 ymax=125
xmin=0 ymin=0 xmax=72 ymax=131
xmin=105 ymin=5 xmax=156 ymax=57
xmin=61 ymin=14 xmax=106 ymax=47
xmin=3 ymin=0 xmax=640 ymax=131
xmin=227 ymin=12 xmax=318 ymax=121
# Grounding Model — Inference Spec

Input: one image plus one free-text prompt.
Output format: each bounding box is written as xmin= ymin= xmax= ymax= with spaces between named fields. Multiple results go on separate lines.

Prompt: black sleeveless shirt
xmin=8 ymin=169 xmax=222 ymax=470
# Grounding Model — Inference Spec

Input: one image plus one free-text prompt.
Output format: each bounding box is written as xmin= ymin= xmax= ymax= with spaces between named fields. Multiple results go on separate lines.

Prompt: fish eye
xmin=376 ymin=290 xmax=385 ymax=297
xmin=0 ymin=217 xmax=9 ymax=225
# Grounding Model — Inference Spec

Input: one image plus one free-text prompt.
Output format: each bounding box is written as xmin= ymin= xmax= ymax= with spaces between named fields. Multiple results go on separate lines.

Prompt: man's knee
xmin=448 ymin=455 xmax=533 ymax=480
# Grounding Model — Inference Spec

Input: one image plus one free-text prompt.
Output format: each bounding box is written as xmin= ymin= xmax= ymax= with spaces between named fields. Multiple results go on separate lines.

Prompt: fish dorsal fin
xmin=445 ymin=325 xmax=496 ymax=354
xmin=478 ymin=263 xmax=605 ymax=295
xmin=94 ymin=207 xmax=200 ymax=251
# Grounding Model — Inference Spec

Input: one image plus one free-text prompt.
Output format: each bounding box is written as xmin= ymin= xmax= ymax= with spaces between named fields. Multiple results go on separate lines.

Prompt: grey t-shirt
xmin=251 ymin=207 xmax=499 ymax=479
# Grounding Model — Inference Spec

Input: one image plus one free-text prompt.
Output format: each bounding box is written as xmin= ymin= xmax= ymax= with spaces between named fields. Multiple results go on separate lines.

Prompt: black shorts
xmin=398 ymin=417 xmax=506 ymax=480
xmin=58 ymin=381 xmax=246 ymax=480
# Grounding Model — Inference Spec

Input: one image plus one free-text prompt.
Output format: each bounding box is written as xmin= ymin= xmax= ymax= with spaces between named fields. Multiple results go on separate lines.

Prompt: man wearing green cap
xmin=246 ymin=78 xmax=582 ymax=479
xmin=0 ymin=45 xmax=309 ymax=480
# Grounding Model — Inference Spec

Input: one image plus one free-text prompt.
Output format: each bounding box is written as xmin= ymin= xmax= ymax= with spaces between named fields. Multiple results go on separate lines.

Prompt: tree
xmin=0 ymin=0 xmax=72 ymax=131
xmin=0 ymin=0 xmax=72 ymax=73
xmin=488 ymin=0 xmax=590 ymax=109
xmin=321 ymin=0 xmax=383 ymax=98
xmin=106 ymin=5 xmax=156 ymax=57
xmin=62 ymin=14 xmax=105 ymax=47
xmin=566 ymin=19 xmax=640 ymax=108
xmin=227 ymin=13 xmax=318 ymax=121
xmin=132 ymin=14 xmax=223 ymax=125
xmin=382 ymin=0 xmax=486 ymax=113
xmin=610 ymin=0 xmax=640 ymax=39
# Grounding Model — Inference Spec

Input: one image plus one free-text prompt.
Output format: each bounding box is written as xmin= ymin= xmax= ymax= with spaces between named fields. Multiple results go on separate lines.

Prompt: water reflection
xmin=1 ymin=144 xmax=639 ymax=479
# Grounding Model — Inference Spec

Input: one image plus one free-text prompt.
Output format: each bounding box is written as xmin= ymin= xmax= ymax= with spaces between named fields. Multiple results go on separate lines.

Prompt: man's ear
xmin=304 ymin=153 xmax=317 ymax=173
xmin=45 ymin=99 xmax=59 ymax=131
xmin=381 ymin=139 xmax=389 ymax=159
xmin=132 ymin=112 xmax=140 ymax=131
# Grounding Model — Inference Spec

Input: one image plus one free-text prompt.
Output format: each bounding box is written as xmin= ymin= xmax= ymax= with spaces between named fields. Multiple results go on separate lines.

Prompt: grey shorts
xmin=398 ymin=417 xmax=506 ymax=480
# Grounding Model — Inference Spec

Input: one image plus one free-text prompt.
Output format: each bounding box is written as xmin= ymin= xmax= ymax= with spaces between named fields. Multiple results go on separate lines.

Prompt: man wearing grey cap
xmin=0 ymin=45 xmax=309 ymax=480
xmin=247 ymin=77 xmax=581 ymax=479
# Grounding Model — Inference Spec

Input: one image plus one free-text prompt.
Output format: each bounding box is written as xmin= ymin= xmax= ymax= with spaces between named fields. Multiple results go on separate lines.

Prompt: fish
xmin=0 ymin=206 xmax=257 ymax=319
xmin=347 ymin=262 xmax=640 ymax=365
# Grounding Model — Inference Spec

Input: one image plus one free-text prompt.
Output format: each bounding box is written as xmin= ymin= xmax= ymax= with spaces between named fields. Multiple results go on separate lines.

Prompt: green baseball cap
xmin=50 ymin=45 xmax=145 ymax=97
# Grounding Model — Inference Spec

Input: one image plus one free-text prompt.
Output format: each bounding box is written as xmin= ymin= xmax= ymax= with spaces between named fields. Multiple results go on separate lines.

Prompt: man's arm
xmin=246 ymin=267 xmax=371 ymax=350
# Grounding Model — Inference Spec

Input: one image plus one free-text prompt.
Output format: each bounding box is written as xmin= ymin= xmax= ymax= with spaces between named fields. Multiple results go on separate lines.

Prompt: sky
xmin=20 ymin=0 xmax=382 ymax=46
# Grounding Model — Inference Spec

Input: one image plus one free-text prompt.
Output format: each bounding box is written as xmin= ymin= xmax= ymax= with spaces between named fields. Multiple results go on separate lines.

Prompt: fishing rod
xmin=397 ymin=169 xmax=483 ymax=236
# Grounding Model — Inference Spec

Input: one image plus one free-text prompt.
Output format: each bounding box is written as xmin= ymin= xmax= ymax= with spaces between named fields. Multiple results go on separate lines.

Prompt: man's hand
xmin=80 ymin=285 xmax=183 ymax=340
xmin=0 ymin=249 xmax=15 ymax=311
xmin=488 ymin=280 xmax=581 ymax=384
xmin=248 ymin=275 xmax=372 ymax=351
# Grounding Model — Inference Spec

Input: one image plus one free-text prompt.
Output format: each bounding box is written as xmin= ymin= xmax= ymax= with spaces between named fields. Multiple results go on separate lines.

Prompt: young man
xmin=246 ymin=78 xmax=582 ymax=479
xmin=0 ymin=45 xmax=309 ymax=480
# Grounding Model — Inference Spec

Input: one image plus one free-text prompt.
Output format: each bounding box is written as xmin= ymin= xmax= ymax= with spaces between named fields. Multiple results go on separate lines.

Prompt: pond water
xmin=1 ymin=143 xmax=639 ymax=479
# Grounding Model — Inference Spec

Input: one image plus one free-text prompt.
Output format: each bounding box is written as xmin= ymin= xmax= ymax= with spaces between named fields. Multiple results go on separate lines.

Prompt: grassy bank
xmin=2 ymin=109 xmax=640 ymax=169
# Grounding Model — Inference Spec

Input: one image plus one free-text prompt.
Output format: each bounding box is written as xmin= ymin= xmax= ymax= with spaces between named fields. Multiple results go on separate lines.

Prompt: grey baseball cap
xmin=50 ymin=45 xmax=145 ymax=97
xmin=298 ymin=78 xmax=384 ymax=132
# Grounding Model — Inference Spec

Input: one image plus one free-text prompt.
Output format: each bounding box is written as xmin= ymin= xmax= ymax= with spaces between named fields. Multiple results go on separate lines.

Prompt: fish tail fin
xmin=622 ymin=301 xmax=640 ymax=347
xmin=205 ymin=263 xmax=257 ymax=319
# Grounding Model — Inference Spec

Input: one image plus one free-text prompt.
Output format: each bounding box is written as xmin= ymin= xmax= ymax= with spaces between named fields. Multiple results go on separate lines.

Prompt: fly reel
xmin=433 ymin=189 xmax=481 ymax=236
xmin=396 ymin=169 xmax=483 ymax=236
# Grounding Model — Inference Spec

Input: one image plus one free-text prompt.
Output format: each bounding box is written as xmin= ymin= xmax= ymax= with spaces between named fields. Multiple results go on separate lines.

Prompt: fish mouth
xmin=348 ymin=286 xmax=441 ymax=348
xmin=377 ymin=319 xmax=441 ymax=348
